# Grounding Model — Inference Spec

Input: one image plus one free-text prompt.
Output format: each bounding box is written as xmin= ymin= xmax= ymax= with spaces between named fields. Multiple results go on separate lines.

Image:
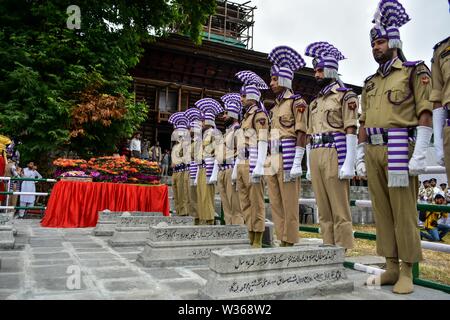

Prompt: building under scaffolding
xmin=130 ymin=1 xmax=361 ymax=152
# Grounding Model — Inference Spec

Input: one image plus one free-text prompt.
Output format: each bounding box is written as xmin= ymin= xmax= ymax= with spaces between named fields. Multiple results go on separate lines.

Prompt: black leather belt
xmin=312 ymin=134 xmax=335 ymax=145
xmin=368 ymin=128 xmax=415 ymax=145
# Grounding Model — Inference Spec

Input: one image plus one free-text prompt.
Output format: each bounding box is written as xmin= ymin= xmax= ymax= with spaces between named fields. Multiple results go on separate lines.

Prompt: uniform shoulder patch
xmin=343 ymin=91 xmax=357 ymax=102
xmin=293 ymin=96 xmax=307 ymax=113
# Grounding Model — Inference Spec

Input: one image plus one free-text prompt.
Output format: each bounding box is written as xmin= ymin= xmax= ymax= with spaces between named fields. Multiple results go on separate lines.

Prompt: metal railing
xmin=0 ymin=176 xmax=56 ymax=214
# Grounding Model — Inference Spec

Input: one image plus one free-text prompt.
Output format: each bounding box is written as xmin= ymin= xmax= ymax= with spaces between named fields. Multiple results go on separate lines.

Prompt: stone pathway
xmin=0 ymin=219 xmax=448 ymax=300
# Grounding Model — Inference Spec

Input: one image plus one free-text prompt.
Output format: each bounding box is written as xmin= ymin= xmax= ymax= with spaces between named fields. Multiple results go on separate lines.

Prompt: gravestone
xmin=92 ymin=210 xmax=163 ymax=236
xmin=137 ymin=225 xmax=250 ymax=267
xmin=109 ymin=216 xmax=194 ymax=247
xmin=0 ymin=214 xmax=15 ymax=249
xmin=199 ymin=245 xmax=353 ymax=299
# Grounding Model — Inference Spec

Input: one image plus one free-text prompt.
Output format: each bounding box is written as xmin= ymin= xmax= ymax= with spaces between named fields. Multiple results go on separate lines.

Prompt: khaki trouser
xmin=366 ymin=144 xmax=422 ymax=263
xmin=266 ymin=154 xmax=300 ymax=244
xmin=310 ymin=148 xmax=354 ymax=249
xmin=444 ymin=126 xmax=450 ymax=184
xmin=237 ymin=162 xmax=265 ymax=232
xmin=179 ymin=170 xmax=190 ymax=216
xmin=188 ymin=182 xmax=198 ymax=221
xmin=196 ymin=168 xmax=215 ymax=223
xmin=172 ymin=171 xmax=182 ymax=214
xmin=217 ymin=168 xmax=244 ymax=225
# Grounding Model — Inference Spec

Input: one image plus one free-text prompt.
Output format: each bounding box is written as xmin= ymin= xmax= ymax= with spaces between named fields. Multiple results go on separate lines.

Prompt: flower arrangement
xmin=53 ymin=156 xmax=161 ymax=185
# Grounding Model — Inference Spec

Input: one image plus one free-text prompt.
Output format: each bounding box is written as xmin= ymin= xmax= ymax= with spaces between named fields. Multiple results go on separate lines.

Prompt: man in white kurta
xmin=19 ymin=162 xmax=42 ymax=218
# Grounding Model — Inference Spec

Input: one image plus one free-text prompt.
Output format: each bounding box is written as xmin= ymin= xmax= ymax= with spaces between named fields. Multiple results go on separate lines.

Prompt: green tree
xmin=0 ymin=0 xmax=216 ymax=172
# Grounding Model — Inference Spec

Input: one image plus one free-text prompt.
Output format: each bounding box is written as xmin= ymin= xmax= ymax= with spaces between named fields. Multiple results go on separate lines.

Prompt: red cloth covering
xmin=0 ymin=156 xmax=5 ymax=202
xmin=41 ymin=181 xmax=169 ymax=228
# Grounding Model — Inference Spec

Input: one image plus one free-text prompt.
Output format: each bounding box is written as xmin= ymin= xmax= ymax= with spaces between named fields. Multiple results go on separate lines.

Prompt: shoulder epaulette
xmin=364 ymin=74 xmax=376 ymax=84
xmin=433 ymin=36 xmax=450 ymax=50
xmin=336 ymin=87 xmax=351 ymax=92
xmin=288 ymin=93 xmax=303 ymax=100
xmin=403 ymin=60 xmax=424 ymax=68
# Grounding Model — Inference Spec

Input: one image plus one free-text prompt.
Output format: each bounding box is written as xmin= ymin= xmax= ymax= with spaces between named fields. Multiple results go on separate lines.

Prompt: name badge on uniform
xmin=370 ymin=134 xmax=384 ymax=145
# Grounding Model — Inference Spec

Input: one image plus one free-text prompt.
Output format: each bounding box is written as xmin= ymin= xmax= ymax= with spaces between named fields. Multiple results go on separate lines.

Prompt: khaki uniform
xmin=237 ymin=105 xmax=269 ymax=233
xmin=360 ymin=58 xmax=433 ymax=263
xmin=216 ymin=124 xmax=244 ymax=225
xmin=188 ymin=137 xmax=200 ymax=223
xmin=171 ymin=142 xmax=188 ymax=215
xmin=197 ymin=127 xmax=217 ymax=224
xmin=306 ymin=83 xmax=358 ymax=249
xmin=430 ymin=37 xmax=450 ymax=182
xmin=267 ymin=90 xmax=307 ymax=244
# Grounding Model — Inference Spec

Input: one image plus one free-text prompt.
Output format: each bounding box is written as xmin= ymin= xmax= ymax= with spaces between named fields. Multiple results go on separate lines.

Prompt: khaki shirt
xmin=307 ymin=83 xmax=358 ymax=134
xmin=202 ymin=127 xmax=221 ymax=159
xmin=216 ymin=124 xmax=239 ymax=163
xmin=270 ymin=90 xmax=308 ymax=139
xmin=239 ymin=104 xmax=269 ymax=149
xmin=360 ymin=59 xmax=433 ymax=128
xmin=430 ymin=37 xmax=450 ymax=107
xmin=171 ymin=142 xmax=183 ymax=166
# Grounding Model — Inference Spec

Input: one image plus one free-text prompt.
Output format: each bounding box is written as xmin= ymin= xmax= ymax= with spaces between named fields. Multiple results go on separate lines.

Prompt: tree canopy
xmin=0 ymin=0 xmax=216 ymax=170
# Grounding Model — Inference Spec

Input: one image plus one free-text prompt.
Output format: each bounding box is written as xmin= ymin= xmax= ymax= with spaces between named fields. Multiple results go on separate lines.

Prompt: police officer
xmin=267 ymin=46 xmax=308 ymax=246
xmin=195 ymin=98 xmax=223 ymax=225
xmin=232 ymin=70 xmax=269 ymax=248
xmin=209 ymin=93 xmax=244 ymax=225
xmin=184 ymin=108 xmax=204 ymax=225
xmin=168 ymin=112 xmax=190 ymax=216
xmin=304 ymin=41 xmax=358 ymax=250
xmin=356 ymin=0 xmax=433 ymax=294
xmin=430 ymin=35 xmax=450 ymax=182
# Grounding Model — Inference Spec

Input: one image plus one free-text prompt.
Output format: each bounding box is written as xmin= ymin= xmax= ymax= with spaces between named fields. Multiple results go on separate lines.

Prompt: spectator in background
xmin=420 ymin=193 xmax=449 ymax=242
xmin=141 ymin=139 xmax=150 ymax=160
xmin=419 ymin=180 xmax=433 ymax=202
xmin=150 ymin=141 xmax=162 ymax=163
xmin=430 ymin=178 xmax=441 ymax=196
xmin=5 ymin=158 xmax=20 ymax=213
xmin=18 ymin=162 xmax=42 ymax=219
xmin=130 ymin=133 xmax=141 ymax=159
xmin=160 ymin=149 xmax=170 ymax=182
xmin=440 ymin=183 xmax=448 ymax=194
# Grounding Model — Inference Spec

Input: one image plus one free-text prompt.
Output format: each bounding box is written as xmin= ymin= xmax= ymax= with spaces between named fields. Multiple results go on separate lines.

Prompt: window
xmin=158 ymin=89 xmax=178 ymax=112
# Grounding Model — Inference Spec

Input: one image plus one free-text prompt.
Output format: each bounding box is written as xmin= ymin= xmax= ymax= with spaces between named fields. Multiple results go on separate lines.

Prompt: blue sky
xmin=233 ymin=0 xmax=449 ymax=86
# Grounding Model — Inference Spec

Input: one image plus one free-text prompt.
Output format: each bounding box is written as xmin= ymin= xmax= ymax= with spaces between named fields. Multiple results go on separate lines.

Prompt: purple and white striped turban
xmin=370 ymin=0 xmax=410 ymax=49
xmin=168 ymin=112 xmax=189 ymax=130
xmin=268 ymin=46 xmax=306 ymax=89
xmin=194 ymin=98 xmax=224 ymax=127
xmin=221 ymin=93 xmax=242 ymax=120
xmin=185 ymin=108 xmax=204 ymax=131
xmin=235 ymin=70 xmax=269 ymax=102
xmin=305 ymin=42 xmax=345 ymax=80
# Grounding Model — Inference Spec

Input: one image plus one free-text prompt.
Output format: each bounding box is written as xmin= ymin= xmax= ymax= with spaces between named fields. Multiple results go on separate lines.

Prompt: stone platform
xmin=109 ymin=216 xmax=194 ymax=247
xmin=93 ymin=211 xmax=162 ymax=236
xmin=199 ymin=245 xmax=353 ymax=299
xmin=136 ymin=225 xmax=250 ymax=267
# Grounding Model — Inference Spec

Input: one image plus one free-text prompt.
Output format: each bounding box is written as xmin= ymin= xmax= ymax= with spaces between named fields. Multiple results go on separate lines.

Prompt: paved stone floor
xmin=0 ymin=219 xmax=448 ymax=300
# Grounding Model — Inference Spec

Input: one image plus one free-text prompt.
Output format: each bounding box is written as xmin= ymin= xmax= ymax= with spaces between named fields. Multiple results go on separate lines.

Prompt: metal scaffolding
xmin=204 ymin=0 xmax=256 ymax=49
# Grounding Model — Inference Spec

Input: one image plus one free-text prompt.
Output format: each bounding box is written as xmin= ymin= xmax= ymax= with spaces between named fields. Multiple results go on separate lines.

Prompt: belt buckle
xmin=370 ymin=134 xmax=384 ymax=145
xmin=313 ymin=136 xmax=321 ymax=144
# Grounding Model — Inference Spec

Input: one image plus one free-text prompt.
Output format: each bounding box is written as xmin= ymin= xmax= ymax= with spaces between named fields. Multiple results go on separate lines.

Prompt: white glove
xmin=251 ymin=140 xmax=268 ymax=178
xmin=208 ymin=160 xmax=219 ymax=184
xmin=193 ymin=166 xmax=199 ymax=186
xmin=290 ymin=146 xmax=305 ymax=178
xmin=433 ymin=107 xmax=446 ymax=167
xmin=231 ymin=157 xmax=240 ymax=182
xmin=305 ymin=144 xmax=312 ymax=181
xmin=339 ymin=134 xmax=357 ymax=179
xmin=356 ymin=143 xmax=367 ymax=178
xmin=409 ymin=126 xmax=433 ymax=175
